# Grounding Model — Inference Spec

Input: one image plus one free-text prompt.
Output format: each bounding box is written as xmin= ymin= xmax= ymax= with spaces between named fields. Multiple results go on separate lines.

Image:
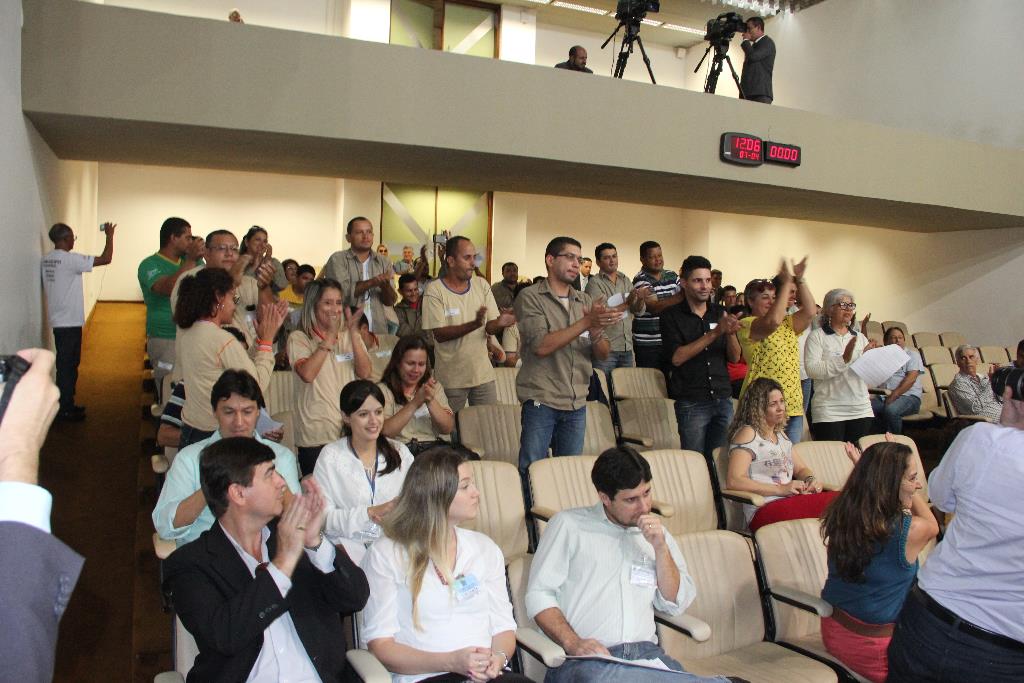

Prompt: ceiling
xmin=497 ymin=0 xmax=830 ymax=49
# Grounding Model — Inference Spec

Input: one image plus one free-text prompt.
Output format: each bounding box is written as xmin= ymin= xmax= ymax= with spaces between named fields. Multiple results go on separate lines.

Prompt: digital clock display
xmin=765 ymin=141 xmax=801 ymax=167
xmin=720 ymin=132 xmax=763 ymax=166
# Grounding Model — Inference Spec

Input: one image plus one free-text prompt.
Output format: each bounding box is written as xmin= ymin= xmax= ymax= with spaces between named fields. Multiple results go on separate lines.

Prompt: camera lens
xmin=991 ymin=366 xmax=1024 ymax=401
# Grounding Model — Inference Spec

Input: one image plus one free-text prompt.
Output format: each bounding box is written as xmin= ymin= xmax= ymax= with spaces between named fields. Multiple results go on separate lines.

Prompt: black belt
xmin=912 ymin=586 xmax=1024 ymax=652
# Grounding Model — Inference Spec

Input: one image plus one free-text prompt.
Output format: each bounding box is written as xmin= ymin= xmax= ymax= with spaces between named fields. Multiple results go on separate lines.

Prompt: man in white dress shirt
xmin=525 ymin=447 xmax=742 ymax=682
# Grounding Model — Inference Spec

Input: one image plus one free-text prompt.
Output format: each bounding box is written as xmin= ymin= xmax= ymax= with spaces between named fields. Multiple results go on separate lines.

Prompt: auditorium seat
xmin=493 ymin=366 xmax=519 ymax=405
xmin=581 ymin=400 xmax=652 ymax=455
xmin=792 ymin=441 xmax=854 ymax=490
xmin=658 ymin=530 xmax=839 ymax=682
xmin=610 ymin=366 xmax=667 ymax=399
xmin=862 ymin=319 xmax=883 ymax=338
xmin=919 ymin=345 xmax=953 ymax=366
xmin=857 ymin=434 xmax=929 ymax=500
xmin=645 ymin=449 xmax=721 ymax=535
xmin=930 ymin=362 xmax=993 ymax=421
xmin=939 ymin=331 xmax=966 ymax=348
xmin=754 ymin=520 xmax=868 ymax=682
xmin=616 ymin=397 xmax=680 ymax=451
xmin=462 ymin=460 xmax=529 ymax=565
xmin=881 ymin=320 xmax=908 ymax=337
xmin=152 ymin=616 xmax=199 ymax=683
xmin=911 ymin=371 xmax=942 ymax=421
xmin=712 ymin=446 xmax=765 ymax=534
xmin=457 ymin=403 xmax=522 ymax=466
xmin=507 ymin=554 xmax=563 ymax=681
xmin=345 ymin=649 xmax=391 ymax=683
xmin=911 ymin=331 xmax=941 ymax=348
xmin=979 ymin=345 xmax=1010 ymax=364
xmin=1007 ymin=347 xmax=1017 ymax=363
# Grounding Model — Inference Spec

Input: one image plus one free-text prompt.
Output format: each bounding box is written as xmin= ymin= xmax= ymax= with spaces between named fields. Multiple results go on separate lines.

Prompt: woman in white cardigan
xmin=314 ymin=379 xmax=414 ymax=563
xmin=804 ymin=288 xmax=879 ymax=443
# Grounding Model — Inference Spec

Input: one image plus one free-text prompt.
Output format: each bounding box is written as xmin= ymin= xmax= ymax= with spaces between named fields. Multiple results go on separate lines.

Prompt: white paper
xmin=256 ymin=408 xmax=283 ymax=435
xmin=850 ymin=344 xmax=909 ymax=388
xmin=606 ymin=293 xmax=626 ymax=307
xmin=558 ymin=654 xmax=679 ymax=673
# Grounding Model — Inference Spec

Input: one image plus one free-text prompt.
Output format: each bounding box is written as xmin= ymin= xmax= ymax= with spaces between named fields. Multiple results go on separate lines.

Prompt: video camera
xmin=704 ymin=11 xmax=746 ymax=48
xmin=615 ymin=0 xmax=659 ymax=24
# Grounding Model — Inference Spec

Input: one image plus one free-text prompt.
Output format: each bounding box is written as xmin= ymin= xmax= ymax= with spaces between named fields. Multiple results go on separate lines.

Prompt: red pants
xmin=821 ymin=613 xmax=892 ymax=683
xmin=748 ymin=490 xmax=838 ymax=532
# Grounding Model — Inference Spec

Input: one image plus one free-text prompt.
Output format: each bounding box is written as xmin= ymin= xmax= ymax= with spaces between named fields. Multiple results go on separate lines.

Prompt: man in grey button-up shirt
xmin=321 ymin=217 xmax=397 ymax=335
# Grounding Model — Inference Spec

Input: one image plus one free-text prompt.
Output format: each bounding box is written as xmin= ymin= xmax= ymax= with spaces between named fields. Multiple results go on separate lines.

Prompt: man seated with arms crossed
xmin=525 ymin=447 xmax=746 ymax=683
xmin=164 ymin=437 xmax=369 ymax=682
xmin=948 ymin=344 xmax=1003 ymax=421
xmin=153 ymin=369 xmax=300 ymax=547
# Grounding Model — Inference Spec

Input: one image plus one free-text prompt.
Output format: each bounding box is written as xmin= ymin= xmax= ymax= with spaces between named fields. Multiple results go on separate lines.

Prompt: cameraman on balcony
xmin=740 ymin=17 xmax=775 ymax=104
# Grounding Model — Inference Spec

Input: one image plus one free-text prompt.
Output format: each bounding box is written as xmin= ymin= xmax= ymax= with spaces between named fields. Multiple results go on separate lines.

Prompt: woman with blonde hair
xmin=820 ymin=441 xmax=938 ymax=682
xmin=725 ymin=377 xmax=828 ymax=532
xmin=360 ymin=448 xmax=532 ymax=683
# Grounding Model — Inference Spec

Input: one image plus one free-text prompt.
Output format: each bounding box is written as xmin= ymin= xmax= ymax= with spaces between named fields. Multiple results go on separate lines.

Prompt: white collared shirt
xmin=525 ymin=503 xmax=695 ymax=647
xmin=221 ymin=523 xmax=336 ymax=683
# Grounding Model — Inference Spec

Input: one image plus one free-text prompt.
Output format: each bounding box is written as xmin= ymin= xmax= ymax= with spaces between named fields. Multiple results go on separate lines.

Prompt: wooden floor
xmin=42 ymin=302 xmax=170 ymax=682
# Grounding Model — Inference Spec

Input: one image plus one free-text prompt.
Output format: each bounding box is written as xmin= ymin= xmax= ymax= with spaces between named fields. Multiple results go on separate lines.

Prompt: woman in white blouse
xmin=361 ymin=448 xmax=531 ymax=683
xmin=805 ymin=288 xmax=879 ymax=443
xmin=313 ymin=379 xmax=413 ymax=564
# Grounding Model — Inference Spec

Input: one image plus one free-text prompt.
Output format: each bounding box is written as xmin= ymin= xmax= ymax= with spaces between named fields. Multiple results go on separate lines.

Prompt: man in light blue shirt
xmin=525 ymin=447 xmax=734 ymax=682
xmin=153 ymin=369 xmax=300 ymax=547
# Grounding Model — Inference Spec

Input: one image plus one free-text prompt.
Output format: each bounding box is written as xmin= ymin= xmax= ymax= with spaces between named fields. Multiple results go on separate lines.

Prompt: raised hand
xmin=718 ymin=311 xmax=741 ymax=335
xmin=843 ymin=441 xmax=862 ymax=465
xmin=256 ymin=300 xmax=289 ymax=341
xmin=637 ymin=513 xmax=665 ymax=550
xmin=186 ymin=237 xmax=206 ymax=261
xmin=860 ymin=312 xmax=872 ymax=334
xmin=791 ymin=255 xmax=808 ymax=280
xmin=0 ymin=349 xmax=60 ymax=485
xmin=300 ymin=477 xmax=327 ymax=548
xmin=274 ymin=489 xmax=311 ymax=576
xmin=474 ymin=306 xmax=488 ymax=327
xmin=344 ymin=305 xmax=365 ymax=333
xmin=422 ymin=377 xmax=438 ymax=404
xmin=101 ymin=222 xmax=117 ymax=236
xmin=776 ymin=258 xmax=793 ymax=285
xmin=843 ymin=335 xmax=859 ymax=362
xmin=494 ymin=307 xmax=516 ymax=329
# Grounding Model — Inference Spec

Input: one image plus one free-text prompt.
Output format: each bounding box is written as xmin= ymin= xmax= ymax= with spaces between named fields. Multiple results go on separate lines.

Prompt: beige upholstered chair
xmin=507 ymin=554 xmax=564 ymax=681
xmin=658 ymin=530 xmax=838 ymax=682
xmin=857 ymin=434 xmax=929 ymax=501
xmin=617 ymin=397 xmax=680 ymax=451
xmin=345 ymin=650 xmax=391 ymax=683
xmin=792 ymin=441 xmax=854 ymax=491
xmin=593 ymin=369 xmax=610 ymax=404
xmin=910 ymin=371 xmax=941 ymax=421
xmin=582 ymin=401 xmax=616 ymax=455
xmin=939 ymin=331 xmax=966 ymax=348
xmin=264 ymin=369 xmax=296 ymax=415
xmin=911 ymin=331 xmax=941 ymax=348
xmin=493 ymin=366 xmax=519 ymax=405
xmin=918 ymin=345 xmax=952 ymax=366
xmin=457 ymin=404 xmax=522 ymax=466
xmin=979 ymin=346 xmax=1010 ymax=364
xmin=881 ymin=321 xmax=908 ymax=337
xmin=462 ymin=460 xmax=529 ymax=565
xmin=610 ymin=366 xmax=667 ymax=399
xmin=862 ymin=319 xmax=883 ymax=338
xmin=712 ymin=446 xmax=765 ymax=533
xmin=645 ymin=449 xmax=720 ymax=535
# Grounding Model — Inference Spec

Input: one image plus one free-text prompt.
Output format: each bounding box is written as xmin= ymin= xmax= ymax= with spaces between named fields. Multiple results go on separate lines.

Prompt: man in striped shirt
xmin=632 ymin=241 xmax=683 ymax=373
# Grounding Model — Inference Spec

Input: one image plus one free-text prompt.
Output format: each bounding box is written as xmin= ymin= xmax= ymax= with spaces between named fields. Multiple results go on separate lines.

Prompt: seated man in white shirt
xmin=152 ymin=369 xmax=300 ymax=547
xmin=948 ymin=345 xmax=1002 ymax=421
xmin=525 ymin=447 xmax=745 ymax=683
xmin=162 ymin=437 xmax=370 ymax=682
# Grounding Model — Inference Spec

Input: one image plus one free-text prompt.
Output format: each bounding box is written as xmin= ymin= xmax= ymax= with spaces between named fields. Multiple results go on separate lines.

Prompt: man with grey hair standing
xmin=41 ymin=222 xmax=116 ymax=421
xmin=948 ymin=345 xmax=1003 ymax=421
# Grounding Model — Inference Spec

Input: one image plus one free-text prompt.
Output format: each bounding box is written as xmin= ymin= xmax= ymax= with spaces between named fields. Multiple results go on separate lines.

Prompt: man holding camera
xmin=887 ymin=375 xmax=1024 ymax=681
xmin=740 ymin=17 xmax=775 ymax=104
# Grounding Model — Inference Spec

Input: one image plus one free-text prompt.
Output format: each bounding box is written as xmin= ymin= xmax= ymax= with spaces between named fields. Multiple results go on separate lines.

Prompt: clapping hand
xmin=843 ymin=441 xmax=862 ymax=465
xmin=494 ymin=307 xmax=516 ymax=329
xmin=717 ymin=311 xmax=741 ymax=335
xmin=255 ymin=300 xmax=289 ymax=341
xmin=344 ymin=305 xmax=365 ymax=333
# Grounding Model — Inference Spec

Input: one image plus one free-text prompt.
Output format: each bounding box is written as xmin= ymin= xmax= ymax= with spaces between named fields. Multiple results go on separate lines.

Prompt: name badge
xmin=156 ymin=360 xmax=174 ymax=371
xmin=630 ymin=558 xmax=657 ymax=587
xmin=579 ymin=330 xmax=590 ymax=339
xmin=375 ymin=350 xmax=392 ymax=358
xmin=445 ymin=307 xmax=460 ymax=318
xmin=709 ymin=322 xmax=718 ymax=330
xmin=354 ymin=522 xmax=382 ymax=544
xmin=335 ymin=352 xmax=354 ymax=362
xmin=452 ymin=573 xmax=481 ymax=602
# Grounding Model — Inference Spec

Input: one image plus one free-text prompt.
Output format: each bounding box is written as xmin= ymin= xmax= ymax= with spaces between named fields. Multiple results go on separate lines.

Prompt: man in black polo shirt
xmin=661 ymin=256 xmax=741 ymax=459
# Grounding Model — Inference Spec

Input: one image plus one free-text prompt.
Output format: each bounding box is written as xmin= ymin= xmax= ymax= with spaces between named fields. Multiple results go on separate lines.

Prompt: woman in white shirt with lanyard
xmin=361 ymin=448 xmax=532 ymax=683
xmin=314 ymin=379 xmax=413 ymax=564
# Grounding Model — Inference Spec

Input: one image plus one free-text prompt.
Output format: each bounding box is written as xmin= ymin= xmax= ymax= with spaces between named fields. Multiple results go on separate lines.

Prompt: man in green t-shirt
xmin=137 ymin=217 xmax=205 ymax=405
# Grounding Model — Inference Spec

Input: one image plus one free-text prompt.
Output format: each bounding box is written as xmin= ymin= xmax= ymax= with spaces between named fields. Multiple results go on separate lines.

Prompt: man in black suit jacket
xmin=0 ymin=348 xmax=83 ymax=683
xmin=163 ymin=437 xmax=370 ymax=682
xmin=740 ymin=17 xmax=776 ymax=104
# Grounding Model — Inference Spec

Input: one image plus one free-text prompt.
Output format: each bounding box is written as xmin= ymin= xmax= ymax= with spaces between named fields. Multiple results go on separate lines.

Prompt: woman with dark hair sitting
xmin=174 ymin=268 xmax=287 ymax=448
xmin=361 ymin=448 xmax=531 ymax=683
xmin=288 ymin=277 xmax=371 ymax=475
xmin=820 ymin=441 xmax=939 ymax=683
xmin=379 ymin=336 xmax=455 ymax=455
xmin=726 ymin=377 xmax=829 ymax=532
xmin=314 ymin=379 xmax=413 ymax=564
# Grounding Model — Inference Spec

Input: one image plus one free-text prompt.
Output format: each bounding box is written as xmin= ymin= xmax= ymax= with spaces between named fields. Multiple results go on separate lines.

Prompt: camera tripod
xmin=695 ymin=41 xmax=743 ymax=96
xmin=602 ymin=19 xmax=656 ymax=84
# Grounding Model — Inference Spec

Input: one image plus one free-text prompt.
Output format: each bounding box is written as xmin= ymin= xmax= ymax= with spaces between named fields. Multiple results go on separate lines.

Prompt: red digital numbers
xmin=765 ymin=142 xmax=801 ymax=166
xmin=732 ymin=136 xmax=762 ymax=160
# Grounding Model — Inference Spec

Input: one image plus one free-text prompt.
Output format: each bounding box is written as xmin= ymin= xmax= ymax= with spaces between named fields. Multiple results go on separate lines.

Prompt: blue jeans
xmin=593 ymin=350 xmax=635 ymax=385
xmin=801 ymin=377 xmax=813 ymax=417
xmin=544 ymin=641 xmax=730 ymax=683
xmin=674 ymin=398 xmax=734 ymax=459
xmin=871 ymin=394 xmax=921 ymax=435
xmin=784 ymin=414 xmax=804 ymax=444
xmin=519 ymin=401 xmax=586 ymax=509
xmin=887 ymin=587 xmax=1024 ymax=682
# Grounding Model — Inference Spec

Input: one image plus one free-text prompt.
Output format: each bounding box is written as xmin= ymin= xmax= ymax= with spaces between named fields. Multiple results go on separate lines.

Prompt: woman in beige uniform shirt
xmin=288 ymin=277 xmax=371 ymax=475
xmin=378 ymin=335 xmax=455 ymax=455
xmin=174 ymin=268 xmax=287 ymax=448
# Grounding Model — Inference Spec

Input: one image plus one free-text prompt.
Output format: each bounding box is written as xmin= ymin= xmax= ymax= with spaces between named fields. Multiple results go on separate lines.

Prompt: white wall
xmin=103 ymin=0 xmax=335 ymax=34
xmin=499 ymin=5 xmax=537 ymax=65
xmin=535 ymin=22 xmax=689 ymax=89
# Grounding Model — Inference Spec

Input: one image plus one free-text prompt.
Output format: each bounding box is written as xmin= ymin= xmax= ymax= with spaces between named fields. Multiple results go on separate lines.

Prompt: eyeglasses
xmin=833 ymin=302 xmax=857 ymax=310
xmin=747 ymin=279 xmax=775 ymax=293
xmin=210 ymin=245 xmax=240 ymax=254
xmin=555 ymin=253 xmax=585 ymax=265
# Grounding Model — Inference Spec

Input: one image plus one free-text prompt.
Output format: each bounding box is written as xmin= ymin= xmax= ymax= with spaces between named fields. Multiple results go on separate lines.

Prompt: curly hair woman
xmin=820 ymin=441 xmax=938 ymax=683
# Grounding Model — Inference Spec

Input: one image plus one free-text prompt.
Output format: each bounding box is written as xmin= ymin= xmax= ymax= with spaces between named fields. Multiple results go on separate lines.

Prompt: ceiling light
xmin=521 ymin=0 xmax=552 ymax=4
xmin=662 ymin=24 xmax=705 ymax=35
xmin=640 ymin=18 xmax=663 ymax=26
xmin=550 ymin=1 xmax=609 ymax=15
